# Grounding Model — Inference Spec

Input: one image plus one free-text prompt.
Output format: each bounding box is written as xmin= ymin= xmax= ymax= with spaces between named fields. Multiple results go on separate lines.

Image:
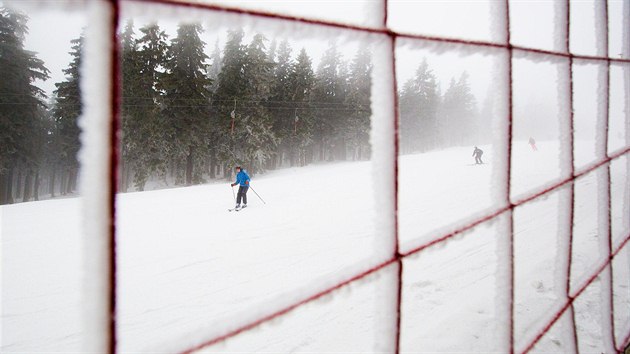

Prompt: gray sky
xmin=23 ymin=8 xmax=86 ymax=99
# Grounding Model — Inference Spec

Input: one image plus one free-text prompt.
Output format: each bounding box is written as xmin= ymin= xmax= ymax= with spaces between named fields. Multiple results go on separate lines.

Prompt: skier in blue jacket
xmin=231 ymin=166 xmax=250 ymax=209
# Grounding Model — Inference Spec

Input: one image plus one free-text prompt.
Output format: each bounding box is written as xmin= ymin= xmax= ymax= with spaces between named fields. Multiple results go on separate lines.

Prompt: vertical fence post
xmin=80 ymin=0 xmax=119 ymax=353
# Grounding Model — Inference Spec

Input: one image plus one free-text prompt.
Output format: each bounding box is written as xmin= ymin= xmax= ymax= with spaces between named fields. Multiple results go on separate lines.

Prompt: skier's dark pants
xmin=475 ymin=155 xmax=483 ymax=164
xmin=237 ymin=186 xmax=249 ymax=205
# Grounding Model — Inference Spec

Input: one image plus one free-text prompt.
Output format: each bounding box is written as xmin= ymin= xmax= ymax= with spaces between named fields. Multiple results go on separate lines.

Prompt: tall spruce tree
xmin=215 ymin=32 xmax=278 ymax=174
xmin=399 ymin=80 xmax=421 ymax=154
xmin=41 ymin=102 xmax=60 ymax=198
xmin=287 ymin=48 xmax=315 ymax=166
xmin=311 ymin=42 xmax=345 ymax=161
xmin=239 ymin=33 xmax=277 ymax=173
xmin=0 ymin=8 xmax=50 ymax=204
xmin=121 ymin=22 xmax=169 ymax=191
xmin=120 ymin=20 xmax=140 ymax=191
xmin=136 ymin=23 xmax=169 ymax=188
xmin=399 ymin=58 xmax=440 ymax=153
xmin=205 ymin=39 xmax=222 ymax=178
xmin=334 ymin=59 xmax=350 ymax=160
xmin=52 ymin=34 xmax=83 ymax=196
xmin=208 ymin=39 xmax=222 ymax=93
xmin=441 ymin=71 xmax=477 ymax=147
xmin=269 ymin=39 xmax=294 ymax=167
xmin=267 ymin=38 xmax=277 ymax=63
xmin=161 ymin=23 xmax=212 ymax=186
xmin=344 ymin=45 xmax=372 ymax=160
xmin=214 ymin=29 xmax=248 ymax=175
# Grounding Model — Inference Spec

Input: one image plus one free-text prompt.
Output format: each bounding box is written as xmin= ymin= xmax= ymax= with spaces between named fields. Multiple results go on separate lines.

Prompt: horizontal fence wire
xmin=103 ymin=0 xmax=630 ymax=353
xmin=135 ymin=0 xmax=630 ymax=63
xmin=179 ymin=155 xmax=630 ymax=354
xmin=402 ymin=148 xmax=630 ymax=258
xmin=178 ymin=259 xmax=400 ymax=354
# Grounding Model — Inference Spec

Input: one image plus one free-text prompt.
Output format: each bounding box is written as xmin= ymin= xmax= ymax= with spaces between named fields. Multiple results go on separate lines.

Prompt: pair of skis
xmin=229 ymin=184 xmax=266 ymax=212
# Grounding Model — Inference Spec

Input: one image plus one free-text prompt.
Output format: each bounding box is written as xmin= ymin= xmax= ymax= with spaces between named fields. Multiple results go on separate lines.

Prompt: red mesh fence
xmin=101 ymin=0 xmax=630 ymax=353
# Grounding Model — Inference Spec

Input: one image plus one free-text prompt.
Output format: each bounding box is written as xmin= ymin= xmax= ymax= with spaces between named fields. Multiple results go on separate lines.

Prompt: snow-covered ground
xmin=2 ymin=141 xmax=629 ymax=353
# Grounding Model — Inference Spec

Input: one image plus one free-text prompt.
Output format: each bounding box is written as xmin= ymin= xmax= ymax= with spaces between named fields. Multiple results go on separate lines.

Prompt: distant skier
xmin=231 ymin=166 xmax=250 ymax=210
xmin=472 ymin=146 xmax=484 ymax=165
xmin=528 ymin=137 xmax=537 ymax=151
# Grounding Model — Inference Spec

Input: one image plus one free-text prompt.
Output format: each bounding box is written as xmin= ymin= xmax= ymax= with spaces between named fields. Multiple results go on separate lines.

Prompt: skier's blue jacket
xmin=234 ymin=170 xmax=250 ymax=187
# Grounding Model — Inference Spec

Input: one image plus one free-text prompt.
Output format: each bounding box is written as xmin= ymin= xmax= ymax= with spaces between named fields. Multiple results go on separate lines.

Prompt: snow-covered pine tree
xmin=287 ymin=48 xmax=315 ymax=166
xmin=441 ymin=71 xmax=477 ymax=147
xmin=240 ymin=33 xmax=277 ymax=174
xmin=0 ymin=7 xmax=50 ymax=204
xmin=161 ymin=23 xmax=213 ymax=186
xmin=208 ymin=39 xmax=222 ymax=94
xmin=399 ymin=58 xmax=440 ymax=153
xmin=267 ymin=38 xmax=277 ymax=63
xmin=204 ymin=39 xmax=223 ymax=178
xmin=214 ymin=29 xmax=248 ymax=176
xmin=121 ymin=21 xmax=169 ymax=191
xmin=344 ymin=45 xmax=372 ymax=160
xmin=399 ymin=80 xmax=421 ymax=154
xmin=39 ymin=105 xmax=59 ymax=199
xmin=215 ymin=31 xmax=278 ymax=175
xmin=311 ymin=42 xmax=346 ymax=162
xmin=52 ymin=35 xmax=83 ymax=196
xmin=417 ymin=60 xmax=441 ymax=151
xmin=334 ymin=59 xmax=350 ymax=160
xmin=269 ymin=39 xmax=295 ymax=168
xmin=135 ymin=22 xmax=170 ymax=188
xmin=120 ymin=20 xmax=140 ymax=192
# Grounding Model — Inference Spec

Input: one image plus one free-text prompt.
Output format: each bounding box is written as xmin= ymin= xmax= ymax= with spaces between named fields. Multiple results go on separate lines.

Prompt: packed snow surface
xmin=2 ymin=141 xmax=629 ymax=353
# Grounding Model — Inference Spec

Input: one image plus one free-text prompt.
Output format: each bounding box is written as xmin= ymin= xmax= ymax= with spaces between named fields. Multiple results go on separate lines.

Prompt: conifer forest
xmin=1 ymin=8 xmax=483 ymax=204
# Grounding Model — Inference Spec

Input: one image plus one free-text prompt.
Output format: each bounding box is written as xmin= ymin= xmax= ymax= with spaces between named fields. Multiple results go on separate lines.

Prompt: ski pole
xmin=231 ymin=185 xmax=236 ymax=203
xmin=249 ymin=186 xmax=266 ymax=204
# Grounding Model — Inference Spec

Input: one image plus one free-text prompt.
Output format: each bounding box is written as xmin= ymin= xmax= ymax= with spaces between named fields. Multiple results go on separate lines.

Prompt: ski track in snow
xmin=1 ymin=141 xmax=628 ymax=353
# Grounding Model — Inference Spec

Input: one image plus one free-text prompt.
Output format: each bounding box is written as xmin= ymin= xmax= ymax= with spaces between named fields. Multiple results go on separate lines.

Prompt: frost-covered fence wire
xmin=74 ymin=0 xmax=630 ymax=353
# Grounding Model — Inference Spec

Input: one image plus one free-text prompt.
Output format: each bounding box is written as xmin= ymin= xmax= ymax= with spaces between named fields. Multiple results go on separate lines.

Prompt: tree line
xmin=399 ymin=58 xmax=490 ymax=154
xmin=1 ymin=7 xmax=483 ymax=205
xmin=118 ymin=21 xmax=375 ymax=192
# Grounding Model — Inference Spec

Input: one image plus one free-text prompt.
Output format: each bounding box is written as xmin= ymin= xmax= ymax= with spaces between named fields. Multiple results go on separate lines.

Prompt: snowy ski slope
xmin=1 ymin=141 xmax=629 ymax=353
